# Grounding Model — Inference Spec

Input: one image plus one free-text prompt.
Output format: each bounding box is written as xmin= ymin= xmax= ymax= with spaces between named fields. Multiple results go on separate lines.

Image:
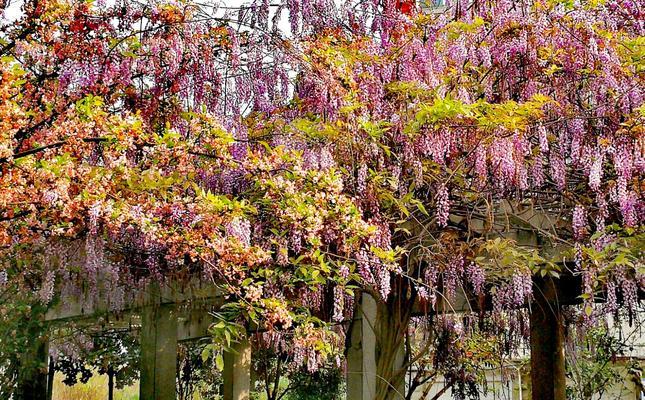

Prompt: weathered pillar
xmin=140 ymin=303 xmax=178 ymax=400
xmin=223 ymin=337 xmax=252 ymax=400
xmin=530 ymin=278 xmax=566 ymax=400
xmin=346 ymin=293 xmax=377 ymax=400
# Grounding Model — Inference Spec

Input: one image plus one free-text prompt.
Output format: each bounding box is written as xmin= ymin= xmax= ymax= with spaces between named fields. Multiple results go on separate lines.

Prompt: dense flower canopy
xmin=0 ymin=0 xmax=643 ymax=394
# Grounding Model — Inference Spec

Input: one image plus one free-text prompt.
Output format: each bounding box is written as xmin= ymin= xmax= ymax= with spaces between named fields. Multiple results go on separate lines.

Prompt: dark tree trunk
xmin=530 ymin=278 xmax=566 ymax=400
xmin=108 ymin=365 xmax=114 ymax=400
xmin=374 ymin=277 xmax=415 ymax=400
xmin=46 ymin=356 xmax=54 ymax=400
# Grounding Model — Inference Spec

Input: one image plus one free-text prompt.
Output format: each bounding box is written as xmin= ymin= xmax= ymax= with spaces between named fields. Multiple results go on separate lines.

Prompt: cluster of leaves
xmin=566 ymin=326 xmax=643 ymax=400
xmin=0 ymin=245 xmax=52 ymax=399
xmin=0 ymin=288 xmax=48 ymax=399
xmin=251 ymin=339 xmax=344 ymax=400
xmin=54 ymin=330 xmax=139 ymax=390
xmin=284 ymin=367 xmax=345 ymax=400
xmin=177 ymin=341 xmax=223 ymax=400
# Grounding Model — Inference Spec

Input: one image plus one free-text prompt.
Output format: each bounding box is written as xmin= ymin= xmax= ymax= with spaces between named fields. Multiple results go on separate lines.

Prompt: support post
xmin=346 ymin=293 xmax=377 ymax=400
xmin=140 ymin=303 xmax=178 ymax=400
xmin=223 ymin=337 xmax=252 ymax=400
xmin=530 ymin=278 xmax=566 ymax=400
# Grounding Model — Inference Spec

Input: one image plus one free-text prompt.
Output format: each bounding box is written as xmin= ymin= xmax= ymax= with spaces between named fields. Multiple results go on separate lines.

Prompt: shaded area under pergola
xmin=23 ymin=273 xmax=590 ymax=400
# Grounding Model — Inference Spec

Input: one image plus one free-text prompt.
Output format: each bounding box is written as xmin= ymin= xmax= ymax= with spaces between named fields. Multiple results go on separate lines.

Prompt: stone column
xmin=346 ymin=293 xmax=378 ymax=400
xmin=140 ymin=303 xmax=178 ymax=400
xmin=223 ymin=337 xmax=252 ymax=400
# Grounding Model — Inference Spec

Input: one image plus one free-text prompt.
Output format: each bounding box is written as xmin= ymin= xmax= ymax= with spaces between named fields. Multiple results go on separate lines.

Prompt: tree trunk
xmin=530 ymin=278 xmax=566 ymax=400
xmin=373 ymin=278 xmax=414 ymax=400
xmin=108 ymin=365 xmax=114 ymax=400
xmin=46 ymin=357 xmax=54 ymax=400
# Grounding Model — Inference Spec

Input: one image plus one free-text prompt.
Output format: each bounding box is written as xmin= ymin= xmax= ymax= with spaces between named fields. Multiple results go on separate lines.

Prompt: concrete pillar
xmin=140 ymin=303 xmax=178 ymax=400
xmin=223 ymin=337 xmax=252 ymax=400
xmin=346 ymin=293 xmax=377 ymax=400
xmin=530 ymin=278 xmax=566 ymax=400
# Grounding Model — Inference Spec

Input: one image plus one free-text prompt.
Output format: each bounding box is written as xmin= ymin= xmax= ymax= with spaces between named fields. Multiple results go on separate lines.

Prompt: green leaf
xmin=415 ymin=201 xmax=429 ymax=216
xmin=215 ymin=353 xmax=224 ymax=371
xmin=201 ymin=346 xmax=211 ymax=363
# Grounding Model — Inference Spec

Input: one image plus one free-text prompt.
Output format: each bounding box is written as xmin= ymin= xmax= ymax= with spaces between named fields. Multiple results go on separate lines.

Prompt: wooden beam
xmin=47 ymin=356 xmax=54 ymax=400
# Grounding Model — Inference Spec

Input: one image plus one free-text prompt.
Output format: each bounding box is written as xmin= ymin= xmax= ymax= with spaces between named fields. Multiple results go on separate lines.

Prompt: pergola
xmin=20 ymin=202 xmax=604 ymax=400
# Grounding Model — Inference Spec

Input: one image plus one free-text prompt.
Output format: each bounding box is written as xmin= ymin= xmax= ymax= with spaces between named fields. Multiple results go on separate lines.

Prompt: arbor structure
xmin=0 ymin=0 xmax=642 ymax=399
